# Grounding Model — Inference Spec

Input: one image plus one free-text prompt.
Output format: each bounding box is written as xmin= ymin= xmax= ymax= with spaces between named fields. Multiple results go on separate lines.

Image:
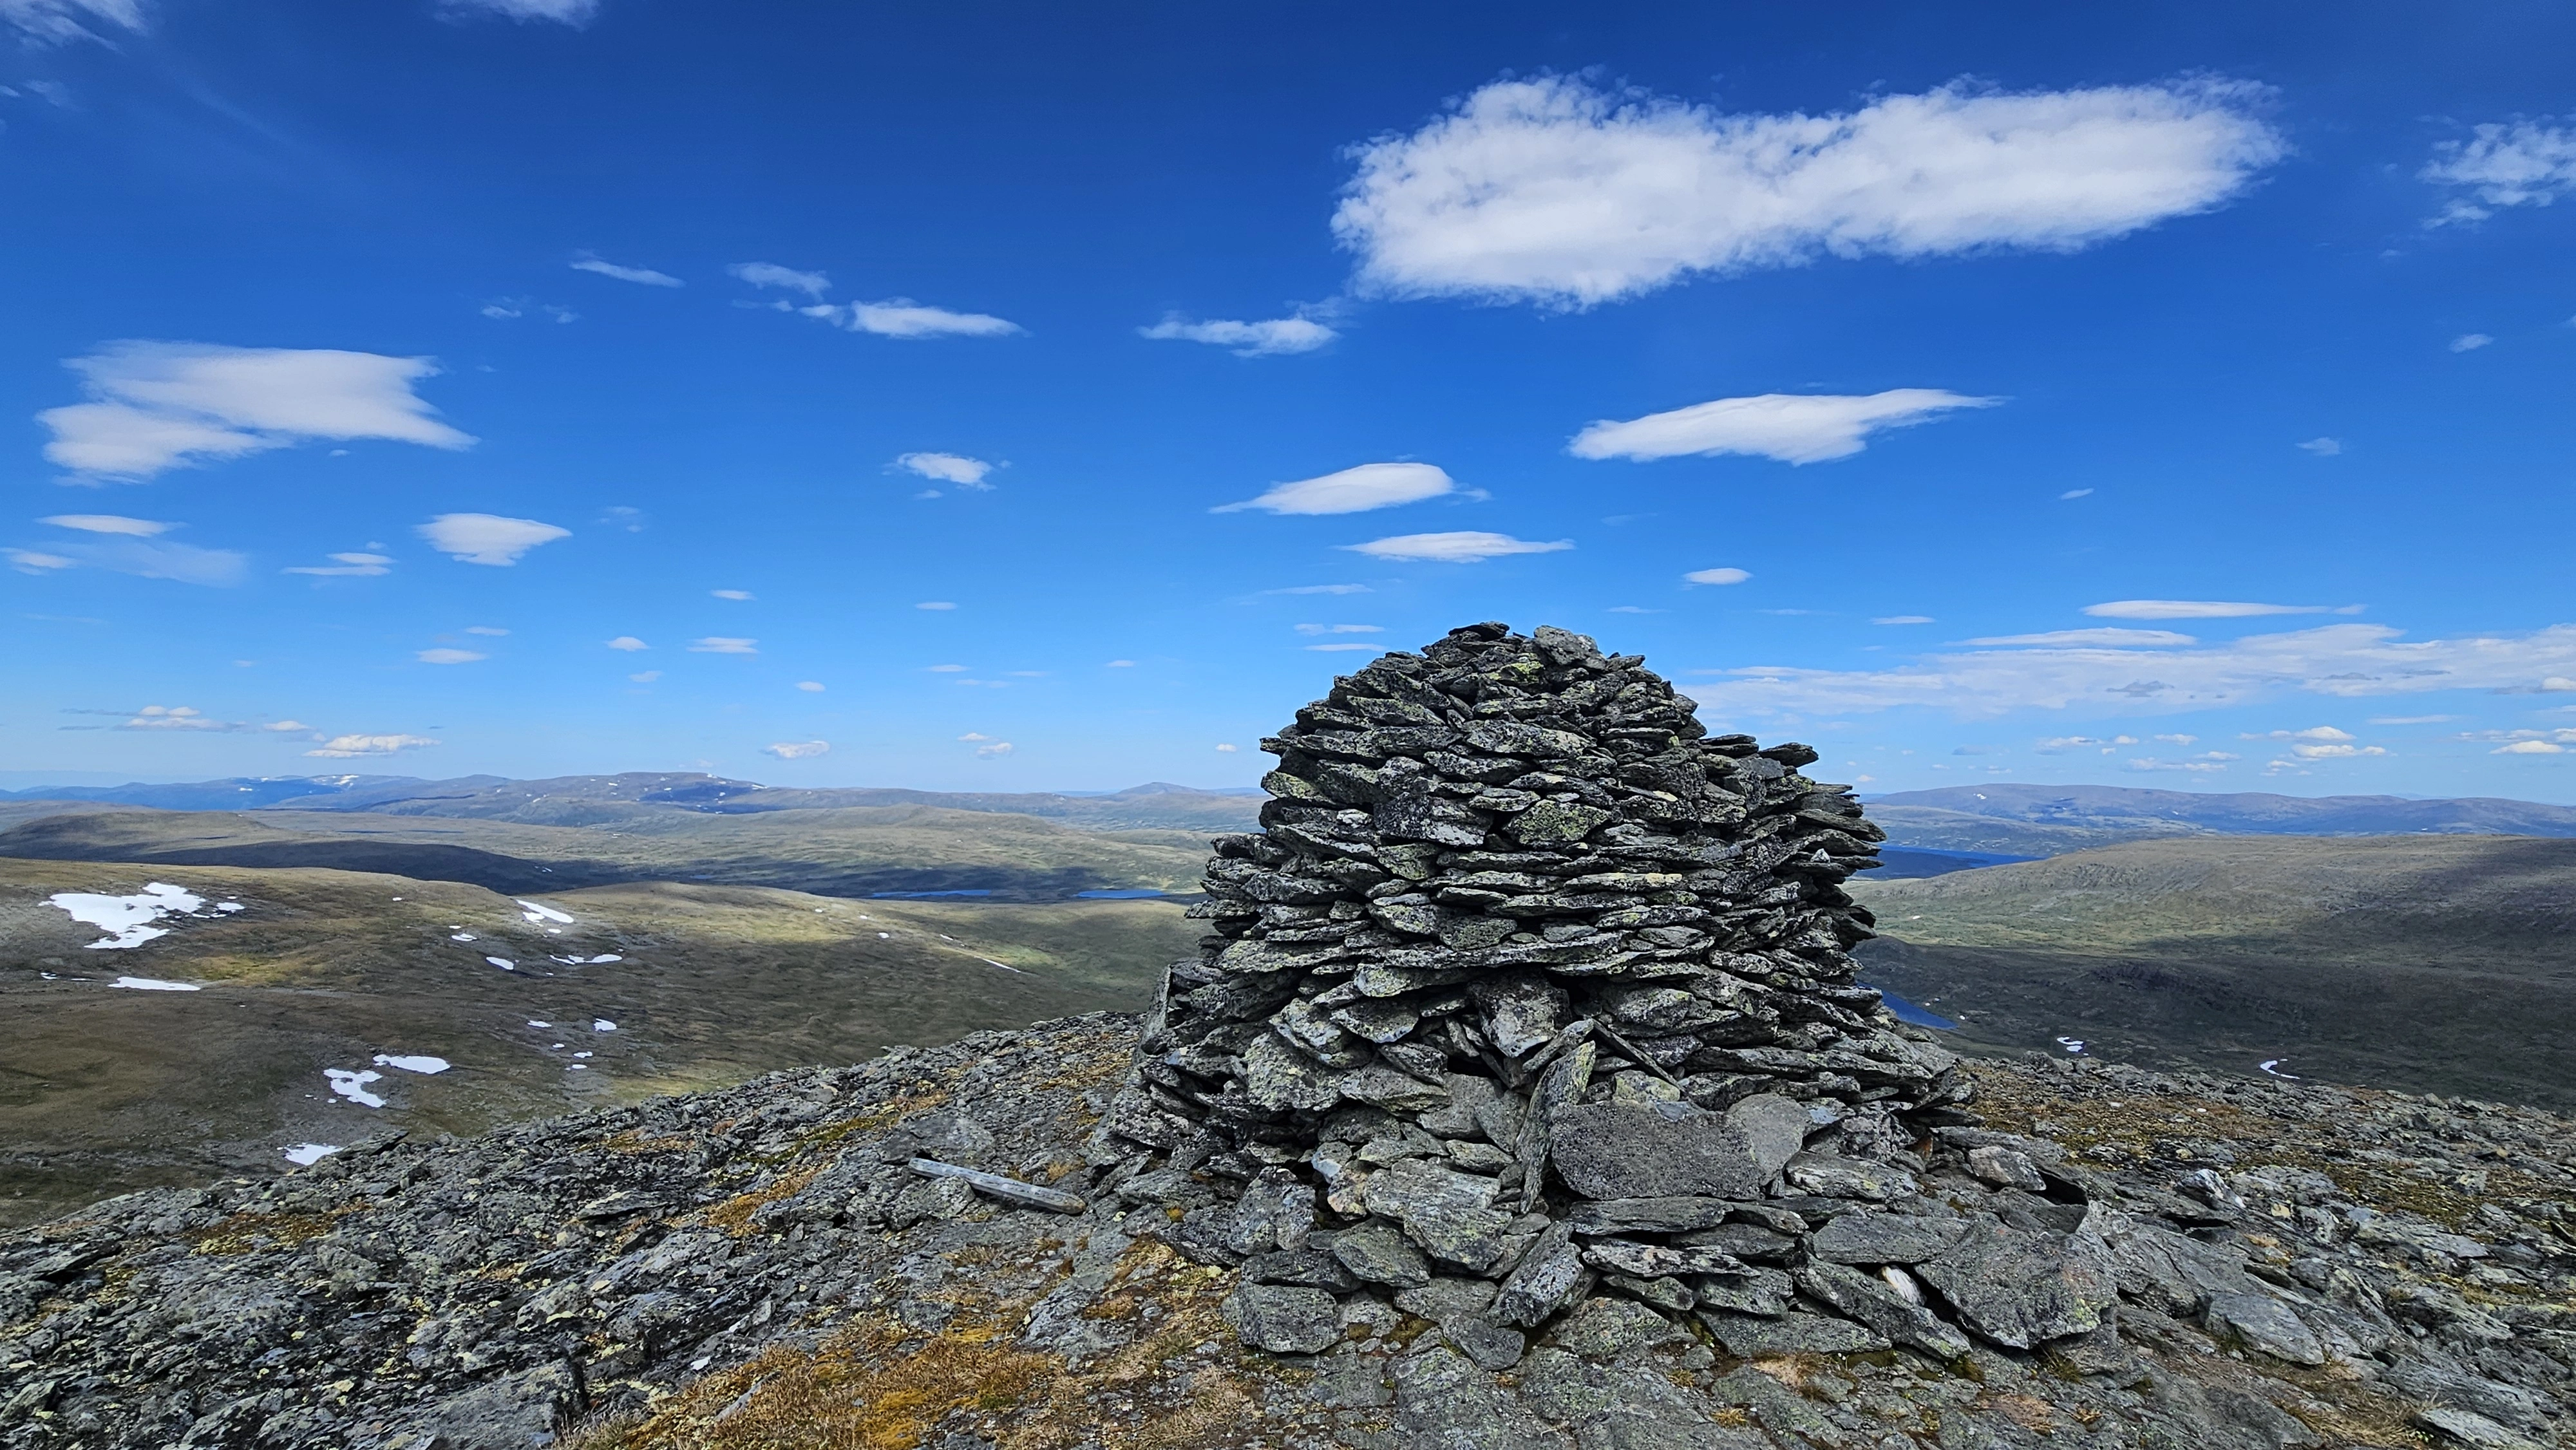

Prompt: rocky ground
xmin=1 ymin=1013 xmax=2570 ymax=1450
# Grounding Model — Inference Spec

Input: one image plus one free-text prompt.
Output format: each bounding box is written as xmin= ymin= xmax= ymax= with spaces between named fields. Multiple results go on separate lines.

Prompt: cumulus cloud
xmin=1218 ymin=462 xmax=1457 ymax=515
xmin=571 ymin=254 xmax=681 ymax=287
xmin=2244 ymin=726 xmax=2354 ymax=742
xmin=605 ymin=636 xmax=649 ymax=651
xmin=1141 ymin=314 xmax=1338 ymax=356
xmin=1967 ymin=628 xmax=2195 ymax=647
xmin=1684 ymin=567 xmax=1750 ymax=586
xmin=38 ymin=342 xmax=474 ymax=480
xmin=42 ymin=514 xmax=166 ymax=535
xmin=2084 ymin=599 xmax=2344 ymax=620
xmin=2451 ymin=333 xmax=2494 ymax=353
xmin=417 ymin=648 xmax=486 ymax=665
xmin=2288 ymin=742 xmax=2385 ymax=760
xmin=784 ymin=299 xmax=1020 ymax=339
xmin=1342 ymin=531 xmax=1571 ymax=563
xmin=2421 ymin=119 xmax=2576 ymax=224
xmin=1571 ymin=390 xmax=1998 ymax=465
xmin=2297 ymin=437 xmax=2342 ymax=457
xmin=728 ymin=261 xmax=830 ymax=297
xmin=306 ymin=733 xmax=438 ymax=758
xmin=762 ymin=740 xmax=830 ymax=760
xmin=1216 ymin=742 xmax=1238 ymax=752
xmin=417 ymin=513 xmax=569 ymax=567
xmin=1334 ymin=74 xmax=2282 ymax=308
xmin=283 ymin=551 xmax=392 ymax=578
xmin=122 ymin=705 xmax=220 ymax=730
xmin=2496 ymin=739 xmax=2567 ymax=755
xmin=1697 ymin=621 xmax=2576 ymax=719
xmin=1 ymin=0 xmax=142 ymax=44
xmin=688 ymin=637 xmax=757 ymax=654
xmin=895 ymin=452 xmax=996 ymax=489
xmin=974 ymin=740 xmax=1014 ymax=757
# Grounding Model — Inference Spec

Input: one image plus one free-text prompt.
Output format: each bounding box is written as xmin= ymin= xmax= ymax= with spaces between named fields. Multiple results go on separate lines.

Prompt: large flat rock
xmin=1548 ymin=1100 xmax=1770 ymax=1201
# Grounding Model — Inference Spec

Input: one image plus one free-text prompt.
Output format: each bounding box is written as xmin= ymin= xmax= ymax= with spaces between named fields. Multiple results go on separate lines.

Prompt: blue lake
xmin=1075 ymin=888 xmax=1168 ymax=899
xmin=1862 ymin=984 xmax=1958 ymax=1031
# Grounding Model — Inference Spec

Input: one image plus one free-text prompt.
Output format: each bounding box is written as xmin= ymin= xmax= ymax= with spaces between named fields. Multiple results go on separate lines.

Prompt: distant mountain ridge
xmin=1868 ymin=782 xmax=2576 ymax=844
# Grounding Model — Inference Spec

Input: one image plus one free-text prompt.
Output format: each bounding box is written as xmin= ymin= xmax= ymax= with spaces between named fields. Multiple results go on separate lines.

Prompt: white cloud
xmin=605 ymin=636 xmax=649 ymax=651
xmin=444 ymin=0 xmax=599 ymax=21
xmin=2126 ymin=756 xmax=2229 ymax=773
xmin=916 ymin=601 xmax=957 ymax=610
xmin=1264 ymin=583 xmax=1374 ymax=595
xmin=2450 ymin=333 xmax=2494 ymax=353
xmin=1334 ymin=74 xmax=2282 ymax=307
xmin=284 ymin=551 xmax=392 ymax=578
xmin=2421 ymin=119 xmax=2576 ymax=224
xmin=2084 ymin=599 xmax=2342 ymax=620
xmin=417 ymin=513 xmax=569 ymax=567
xmin=730 ymin=261 xmax=830 ymax=297
xmin=1 ymin=0 xmax=142 ymax=44
xmin=974 ymin=741 xmax=1014 ymax=757
xmin=306 ymin=733 xmax=438 ymax=758
xmin=2034 ymin=735 xmax=2134 ymax=754
xmin=1342 ymin=531 xmax=1570 ymax=563
xmin=2060 ymin=487 xmax=2094 ymax=500
xmin=2496 ymin=739 xmax=2567 ymax=755
xmin=123 ymin=705 xmax=218 ymax=730
xmin=2244 ymin=726 xmax=2354 ymax=742
xmin=711 ymin=588 xmax=753 ymax=600
xmin=2153 ymin=733 xmax=2199 ymax=745
xmin=628 ymin=670 xmax=659 ymax=683
xmin=1966 ymin=628 xmax=2195 ymax=647
xmin=2289 ymin=742 xmax=2385 ymax=760
xmin=1105 ymin=659 xmax=1135 ymax=667
xmin=1296 ymin=623 xmax=1383 ymax=635
xmin=1215 ymin=742 xmax=1239 ymax=752
xmin=958 ymin=732 xmax=990 ymax=740
xmin=417 ymin=648 xmax=486 ymax=665
xmin=2369 ymin=715 xmax=2456 ymax=725
xmin=14 ymin=536 xmax=244 ymax=586
xmin=1218 ymin=462 xmax=1457 ymax=515
xmin=2297 ymin=437 xmax=2342 ymax=457
xmin=1702 ymin=621 xmax=2576 ymax=718
xmin=795 ymin=681 xmax=824 ymax=692
xmin=793 ymin=299 xmax=1021 ymax=339
xmin=1873 ymin=616 xmax=1935 ymax=626
xmin=1684 ymin=567 xmax=1750 ymax=587
xmin=1141 ymin=314 xmax=1338 ymax=357
xmin=688 ymin=637 xmax=757 ymax=655
xmin=1570 ymin=390 xmax=1998 ymax=465
xmin=762 ymin=740 xmax=831 ymax=760
xmin=39 ymin=342 xmax=473 ymax=480
xmin=41 ymin=514 xmax=167 ymax=536
xmin=571 ymin=255 xmax=681 ymax=287
xmin=895 ymin=452 xmax=996 ymax=489
xmin=464 ymin=625 xmax=507 ymax=636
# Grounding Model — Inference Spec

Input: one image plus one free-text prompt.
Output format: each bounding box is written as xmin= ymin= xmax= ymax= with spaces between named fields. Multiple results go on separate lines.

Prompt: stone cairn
xmin=1101 ymin=624 xmax=2106 ymax=1368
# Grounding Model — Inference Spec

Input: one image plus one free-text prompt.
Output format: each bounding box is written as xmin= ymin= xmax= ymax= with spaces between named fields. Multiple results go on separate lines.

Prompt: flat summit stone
xmin=1547 ymin=1100 xmax=1769 ymax=1201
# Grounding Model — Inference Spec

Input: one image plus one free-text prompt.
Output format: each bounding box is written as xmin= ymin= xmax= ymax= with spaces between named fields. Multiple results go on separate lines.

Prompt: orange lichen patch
xmin=696 ymin=1168 xmax=820 ymax=1238
xmin=788 ymin=1091 xmax=953 ymax=1157
xmin=600 ymin=1129 xmax=694 ymax=1156
xmin=191 ymin=1211 xmax=337 ymax=1256
xmin=572 ymin=1313 xmax=1056 ymax=1450
xmin=1983 ymin=1392 xmax=2056 ymax=1433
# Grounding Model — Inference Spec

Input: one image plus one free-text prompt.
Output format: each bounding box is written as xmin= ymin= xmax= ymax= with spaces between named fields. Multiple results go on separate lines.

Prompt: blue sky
xmin=5 ymin=0 xmax=2573 ymax=798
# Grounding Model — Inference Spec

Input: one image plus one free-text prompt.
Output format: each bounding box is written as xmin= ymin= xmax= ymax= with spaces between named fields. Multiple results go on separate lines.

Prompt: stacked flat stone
xmin=1097 ymin=624 xmax=2114 ymax=1367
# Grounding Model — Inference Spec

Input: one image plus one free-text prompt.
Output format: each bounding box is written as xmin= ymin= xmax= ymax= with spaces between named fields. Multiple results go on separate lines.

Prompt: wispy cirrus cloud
xmin=1342 ymin=531 xmax=1570 ymax=563
xmin=571 ymin=254 xmax=681 ymax=287
xmin=1571 ymin=390 xmax=1999 ymax=465
xmin=1141 ymin=314 xmax=1337 ymax=356
xmin=1219 ymin=462 xmax=1461 ymax=515
xmin=306 ymin=733 xmax=439 ymax=758
xmin=728 ymin=261 xmax=829 ymax=297
xmin=762 ymin=740 xmax=830 ymax=760
xmin=417 ymin=648 xmax=486 ymax=665
xmin=1684 ymin=567 xmax=1749 ymax=586
xmin=1698 ymin=621 xmax=2576 ymax=719
xmin=2083 ymin=599 xmax=2353 ymax=620
xmin=38 ymin=343 xmax=473 ymax=480
xmin=2 ymin=0 xmax=142 ymax=44
xmin=11 ymin=515 xmax=244 ymax=585
xmin=1334 ymin=74 xmax=2282 ymax=307
xmin=2421 ymin=118 xmax=2576 ymax=225
xmin=728 ymin=266 xmax=1019 ymax=339
xmin=444 ymin=0 xmax=599 ymax=22
xmin=417 ymin=513 xmax=569 ymax=566
xmin=688 ymin=637 xmax=757 ymax=655
xmin=284 ymin=551 xmax=392 ymax=578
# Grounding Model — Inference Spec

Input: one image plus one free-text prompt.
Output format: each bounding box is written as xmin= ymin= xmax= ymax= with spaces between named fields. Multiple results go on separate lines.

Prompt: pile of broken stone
xmin=1098 ymin=622 xmax=2118 ymax=1368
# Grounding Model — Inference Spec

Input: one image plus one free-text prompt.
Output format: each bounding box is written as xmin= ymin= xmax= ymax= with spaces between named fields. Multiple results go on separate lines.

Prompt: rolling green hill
xmin=1850 ymin=834 xmax=2576 ymax=1107
xmin=0 ymin=856 xmax=1197 ymax=1227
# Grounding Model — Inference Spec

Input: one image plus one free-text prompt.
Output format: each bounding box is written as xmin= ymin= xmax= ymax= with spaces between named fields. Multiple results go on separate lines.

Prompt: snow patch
xmin=2055 ymin=1036 xmax=2087 ymax=1055
xmin=592 ymin=1019 xmax=616 ymax=1032
xmin=2258 ymin=1059 xmax=2301 ymax=1080
xmin=979 ymin=957 xmax=1028 ymax=975
xmin=325 ymin=1069 xmax=387 ymax=1107
xmin=372 ymin=1054 xmax=451 ymax=1075
xmin=486 ymin=956 xmax=516 ymax=971
xmin=282 ymin=1144 xmax=343 ymax=1166
xmin=48 ymin=883 xmax=206 ymax=948
xmin=451 ymin=932 xmax=477 ymax=943
xmin=111 ymin=977 xmax=202 ymax=992
xmin=516 ymin=899 xmax=574 ymax=924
